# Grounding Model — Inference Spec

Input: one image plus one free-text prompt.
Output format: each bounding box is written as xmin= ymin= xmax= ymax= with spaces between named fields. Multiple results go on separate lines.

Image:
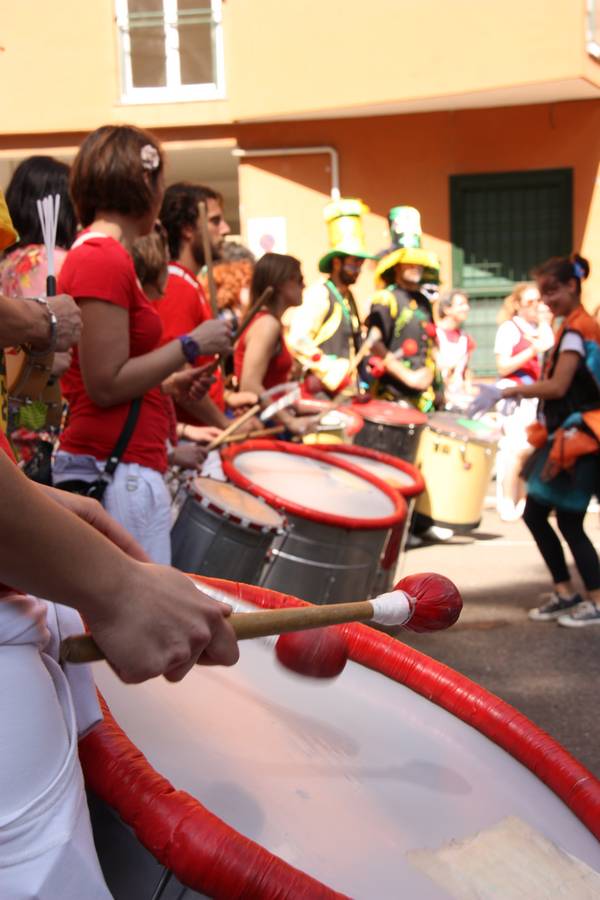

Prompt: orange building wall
xmin=236 ymin=99 xmax=600 ymax=311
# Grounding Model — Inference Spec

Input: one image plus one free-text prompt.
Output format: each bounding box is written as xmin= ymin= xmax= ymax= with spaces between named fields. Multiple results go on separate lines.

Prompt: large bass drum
xmin=84 ymin=577 xmax=600 ymax=900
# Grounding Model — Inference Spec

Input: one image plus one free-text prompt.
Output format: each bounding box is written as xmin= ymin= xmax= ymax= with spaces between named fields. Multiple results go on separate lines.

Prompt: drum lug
xmin=460 ymin=445 xmax=472 ymax=470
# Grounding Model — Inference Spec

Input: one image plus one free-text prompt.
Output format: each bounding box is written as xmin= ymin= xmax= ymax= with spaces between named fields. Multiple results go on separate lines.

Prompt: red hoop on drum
xmin=321 ymin=442 xmax=425 ymax=499
xmin=81 ymin=576 xmax=600 ymax=900
xmin=221 ymin=439 xmax=404 ymax=531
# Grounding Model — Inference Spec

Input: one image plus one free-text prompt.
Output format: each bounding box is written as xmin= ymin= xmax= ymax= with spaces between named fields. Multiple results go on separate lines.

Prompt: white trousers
xmin=54 ymin=453 xmax=172 ymax=564
xmin=0 ymin=594 xmax=111 ymax=900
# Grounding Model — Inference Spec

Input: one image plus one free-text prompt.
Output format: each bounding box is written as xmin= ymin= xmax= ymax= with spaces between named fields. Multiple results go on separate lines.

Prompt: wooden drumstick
xmin=204 ymin=403 xmax=262 ymax=452
xmin=234 ymin=287 xmax=274 ymax=345
xmin=220 ymin=425 xmax=284 ymax=445
xmin=60 ymin=591 xmax=420 ymax=665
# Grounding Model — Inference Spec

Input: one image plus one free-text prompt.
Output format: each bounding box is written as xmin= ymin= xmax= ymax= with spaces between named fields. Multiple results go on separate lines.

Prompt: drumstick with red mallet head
xmin=59 ymin=574 xmax=462 ymax=680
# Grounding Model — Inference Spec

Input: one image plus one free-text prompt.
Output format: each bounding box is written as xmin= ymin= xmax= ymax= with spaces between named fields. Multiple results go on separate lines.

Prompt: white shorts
xmin=54 ymin=453 xmax=172 ymax=565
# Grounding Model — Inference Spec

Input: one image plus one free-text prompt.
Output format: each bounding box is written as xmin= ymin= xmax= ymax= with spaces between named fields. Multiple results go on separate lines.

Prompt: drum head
xmin=227 ymin=447 xmax=397 ymax=523
xmin=190 ymin=477 xmax=284 ymax=531
xmin=427 ymin=412 xmax=496 ymax=444
xmin=328 ymin=452 xmax=416 ymax=491
xmin=352 ymin=399 xmax=427 ymax=427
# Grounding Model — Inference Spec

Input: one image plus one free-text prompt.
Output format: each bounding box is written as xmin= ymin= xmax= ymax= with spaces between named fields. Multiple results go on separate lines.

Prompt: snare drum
xmin=171 ymin=477 xmax=285 ymax=583
xmin=302 ymin=405 xmax=364 ymax=446
xmin=352 ymin=399 xmax=428 ymax=463
xmin=414 ymin=412 xmax=497 ymax=532
xmin=221 ymin=440 xmax=406 ymax=605
xmin=323 ymin=444 xmax=424 ymax=594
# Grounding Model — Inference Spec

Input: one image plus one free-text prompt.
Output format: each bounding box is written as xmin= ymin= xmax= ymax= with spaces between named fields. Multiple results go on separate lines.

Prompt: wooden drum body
xmin=171 ymin=477 xmax=285 ymax=584
xmin=221 ymin=440 xmax=406 ymax=605
xmin=352 ymin=400 xmax=428 ymax=463
xmin=415 ymin=413 xmax=497 ymax=532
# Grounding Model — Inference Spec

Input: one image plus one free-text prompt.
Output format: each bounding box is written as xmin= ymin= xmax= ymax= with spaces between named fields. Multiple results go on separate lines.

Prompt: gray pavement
xmin=395 ymin=503 xmax=600 ymax=777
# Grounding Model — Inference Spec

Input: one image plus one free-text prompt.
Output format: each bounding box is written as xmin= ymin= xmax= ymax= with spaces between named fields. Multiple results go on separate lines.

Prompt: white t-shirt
xmin=560 ymin=331 xmax=585 ymax=356
xmin=494 ymin=317 xmax=535 ymax=357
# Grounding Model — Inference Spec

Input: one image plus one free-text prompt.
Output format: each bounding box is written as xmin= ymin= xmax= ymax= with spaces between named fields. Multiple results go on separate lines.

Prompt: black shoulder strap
xmin=104 ymin=398 xmax=143 ymax=477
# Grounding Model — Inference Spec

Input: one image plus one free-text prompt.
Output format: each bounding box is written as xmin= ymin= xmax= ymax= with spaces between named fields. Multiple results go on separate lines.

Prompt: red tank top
xmin=510 ymin=321 xmax=541 ymax=383
xmin=234 ymin=312 xmax=294 ymax=390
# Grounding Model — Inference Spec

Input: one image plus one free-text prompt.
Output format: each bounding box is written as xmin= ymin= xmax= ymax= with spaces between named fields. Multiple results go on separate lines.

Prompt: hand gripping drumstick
xmin=205 ymin=383 xmax=301 ymax=452
xmin=60 ymin=574 xmax=463 ymax=665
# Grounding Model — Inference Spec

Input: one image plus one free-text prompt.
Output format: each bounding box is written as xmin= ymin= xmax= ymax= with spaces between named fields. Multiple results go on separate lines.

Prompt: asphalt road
xmin=395 ymin=503 xmax=600 ymax=777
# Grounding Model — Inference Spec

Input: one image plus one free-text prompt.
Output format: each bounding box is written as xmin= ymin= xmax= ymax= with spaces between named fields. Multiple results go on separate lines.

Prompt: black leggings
xmin=523 ymin=495 xmax=600 ymax=591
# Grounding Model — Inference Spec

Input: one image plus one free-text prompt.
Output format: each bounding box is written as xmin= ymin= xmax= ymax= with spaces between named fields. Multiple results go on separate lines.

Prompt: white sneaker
xmin=422 ymin=525 xmax=454 ymax=542
xmin=557 ymin=600 xmax=600 ymax=627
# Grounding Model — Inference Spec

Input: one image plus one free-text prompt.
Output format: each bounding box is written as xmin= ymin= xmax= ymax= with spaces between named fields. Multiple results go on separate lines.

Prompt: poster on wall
xmin=246 ymin=216 xmax=287 ymax=259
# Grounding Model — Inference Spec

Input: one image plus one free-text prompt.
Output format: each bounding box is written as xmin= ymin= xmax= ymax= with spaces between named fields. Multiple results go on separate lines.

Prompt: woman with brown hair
xmin=54 ymin=125 xmax=231 ymax=563
xmin=234 ymin=252 xmax=317 ymax=436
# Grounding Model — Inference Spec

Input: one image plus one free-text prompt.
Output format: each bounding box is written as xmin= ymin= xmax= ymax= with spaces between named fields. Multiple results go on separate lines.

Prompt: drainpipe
xmin=232 ymin=145 xmax=341 ymax=200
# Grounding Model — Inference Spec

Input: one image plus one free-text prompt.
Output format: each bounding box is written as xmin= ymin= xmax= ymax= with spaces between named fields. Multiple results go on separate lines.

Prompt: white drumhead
xmin=328 ymin=452 xmax=416 ymax=490
xmin=233 ymin=450 xmax=395 ymax=520
xmin=190 ymin=477 xmax=284 ymax=529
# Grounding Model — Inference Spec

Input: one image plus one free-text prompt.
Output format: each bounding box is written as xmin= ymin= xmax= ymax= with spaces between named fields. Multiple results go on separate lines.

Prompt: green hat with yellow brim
xmin=318 ymin=197 xmax=375 ymax=273
xmin=374 ymin=247 xmax=440 ymax=283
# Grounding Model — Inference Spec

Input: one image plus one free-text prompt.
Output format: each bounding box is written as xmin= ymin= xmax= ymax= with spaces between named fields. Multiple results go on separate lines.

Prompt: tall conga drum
xmin=415 ymin=412 xmax=497 ymax=532
xmin=221 ymin=440 xmax=406 ymax=605
xmin=351 ymin=399 xmax=428 ymax=463
xmin=322 ymin=443 xmax=425 ymax=594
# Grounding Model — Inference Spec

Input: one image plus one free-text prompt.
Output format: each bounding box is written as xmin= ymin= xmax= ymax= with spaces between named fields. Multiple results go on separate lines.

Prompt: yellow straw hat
xmin=318 ymin=197 xmax=375 ymax=273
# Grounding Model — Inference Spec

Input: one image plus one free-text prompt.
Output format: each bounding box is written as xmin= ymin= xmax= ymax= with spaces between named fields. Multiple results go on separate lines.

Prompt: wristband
xmin=27 ymin=296 xmax=58 ymax=356
xmin=178 ymin=334 xmax=201 ymax=364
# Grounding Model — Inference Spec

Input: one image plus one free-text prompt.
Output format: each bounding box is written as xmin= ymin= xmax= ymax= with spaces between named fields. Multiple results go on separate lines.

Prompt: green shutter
xmin=450 ymin=169 xmax=572 ymax=375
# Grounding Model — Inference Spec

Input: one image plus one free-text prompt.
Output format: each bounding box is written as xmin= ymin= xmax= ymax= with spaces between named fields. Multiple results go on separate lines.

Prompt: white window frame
xmin=115 ymin=0 xmax=225 ymax=103
xmin=587 ymin=0 xmax=600 ymax=60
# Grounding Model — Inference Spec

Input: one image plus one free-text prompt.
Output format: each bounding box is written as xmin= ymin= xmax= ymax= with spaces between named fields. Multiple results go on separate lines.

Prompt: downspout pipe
xmin=232 ymin=145 xmax=341 ymax=200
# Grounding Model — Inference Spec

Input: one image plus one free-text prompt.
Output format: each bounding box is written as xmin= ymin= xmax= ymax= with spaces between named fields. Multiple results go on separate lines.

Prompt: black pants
xmin=523 ymin=495 xmax=600 ymax=591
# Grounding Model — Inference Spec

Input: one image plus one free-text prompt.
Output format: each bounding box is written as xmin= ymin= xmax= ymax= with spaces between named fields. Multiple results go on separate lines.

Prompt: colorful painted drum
xmin=352 ymin=399 xmax=428 ymax=463
xmin=85 ymin=577 xmax=600 ymax=900
xmin=171 ymin=477 xmax=285 ymax=583
xmin=322 ymin=443 xmax=424 ymax=595
xmin=415 ymin=412 xmax=498 ymax=532
xmin=221 ymin=440 xmax=406 ymax=605
xmin=302 ymin=404 xmax=364 ymax=446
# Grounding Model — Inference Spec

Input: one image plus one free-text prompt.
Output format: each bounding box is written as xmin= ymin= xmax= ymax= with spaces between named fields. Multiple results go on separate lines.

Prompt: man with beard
xmin=365 ymin=247 xmax=442 ymax=413
xmin=157 ymin=182 xmax=233 ymax=429
xmin=287 ymin=198 xmax=374 ymax=394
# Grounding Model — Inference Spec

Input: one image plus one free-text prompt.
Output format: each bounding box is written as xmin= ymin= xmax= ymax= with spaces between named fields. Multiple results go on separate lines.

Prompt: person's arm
xmin=0 ymin=293 xmax=81 ymax=352
xmin=382 ymin=353 xmax=434 ymax=391
xmin=496 ymin=344 xmax=540 ymax=378
xmin=286 ymin=285 xmax=330 ymax=356
xmin=502 ymin=351 xmax=580 ymax=401
xmin=78 ymin=301 xmax=230 ymax=407
xmin=0 ymin=453 xmax=238 ymax=683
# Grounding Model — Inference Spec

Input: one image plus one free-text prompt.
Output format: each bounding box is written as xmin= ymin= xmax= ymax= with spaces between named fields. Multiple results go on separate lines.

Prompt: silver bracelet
xmin=27 ymin=296 xmax=58 ymax=356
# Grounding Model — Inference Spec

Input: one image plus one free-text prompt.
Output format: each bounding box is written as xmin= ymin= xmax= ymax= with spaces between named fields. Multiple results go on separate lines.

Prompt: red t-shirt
xmin=234 ymin=312 xmax=294 ymax=390
xmin=58 ymin=232 xmax=169 ymax=472
xmin=154 ymin=262 xmax=225 ymax=424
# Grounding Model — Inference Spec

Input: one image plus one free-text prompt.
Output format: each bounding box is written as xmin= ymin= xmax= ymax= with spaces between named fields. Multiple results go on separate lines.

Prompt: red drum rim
xmin=350 ymin=398 xmax=428 ymax=427
xmin=221 ymin=439 xmax=407 ymax=531
xmin=188 ymin=476 xmax=285 ymax=534
xmin=320 ymin=443 xmax=425 ymax=499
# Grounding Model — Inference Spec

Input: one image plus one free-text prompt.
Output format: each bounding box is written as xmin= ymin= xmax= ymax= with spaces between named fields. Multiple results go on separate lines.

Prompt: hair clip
xmin=140 ymin=144 xmax=160 ymax=172
xmin=572 ymin=260 xmax=585 ymax=280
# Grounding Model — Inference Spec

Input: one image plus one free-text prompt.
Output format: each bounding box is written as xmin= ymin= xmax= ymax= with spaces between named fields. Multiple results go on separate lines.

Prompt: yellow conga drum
xmin=415 ymin=412 xmax=497 ymax=532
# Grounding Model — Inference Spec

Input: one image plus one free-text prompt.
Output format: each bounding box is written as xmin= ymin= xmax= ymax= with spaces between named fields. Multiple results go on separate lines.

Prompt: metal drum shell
xmin=321 ymin=443 xmax=424 ymax=596
xmin=414 ymin=414 xmax=497 ymax=532
xmin=221 ymin=440 xmax=406 ymax=605
xmin=352 ymin=399 xmax=428 ymax=463
xmin=171 ymin=477 xmax=285 ymax=585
